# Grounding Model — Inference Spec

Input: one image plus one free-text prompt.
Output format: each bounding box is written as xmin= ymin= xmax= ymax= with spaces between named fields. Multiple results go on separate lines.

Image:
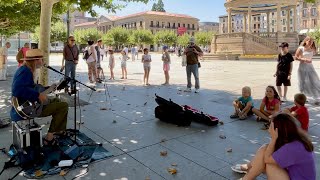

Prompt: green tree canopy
xmin=129 ymin=29 xmax=154 ymax=46
xmin=73 ymin=28 xmax=102 ymax=45
xmin=308 ymin=28 xmax=320 ymax=46
xmin=154 ymin=30 xmax=177 ymax=46
xmin=151 ymin=0 xmax=165 ymax=12
xmin=31 ymin=21 xmax=67 ymax=43
xmin=194 ymin=31 xmax=215 ymax=47
xmin=177 ymin=33 xmax=191 ymax=47
xmin=102 ymin=27 xmax=130 ymax=47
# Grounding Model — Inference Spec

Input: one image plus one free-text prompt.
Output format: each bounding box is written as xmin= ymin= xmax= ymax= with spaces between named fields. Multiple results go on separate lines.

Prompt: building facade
xmin=219 ymin=14 xmax=244 ymax=33
xmin=76 ymin=11 xmax=199 ymax=36
xmin=199 ymin=22 xmax=219 ymax=33
xmin=299 ymin=1 xmax=320 ymax=33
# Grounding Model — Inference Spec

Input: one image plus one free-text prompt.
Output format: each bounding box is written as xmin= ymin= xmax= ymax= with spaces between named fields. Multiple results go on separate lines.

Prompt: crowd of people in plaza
xmin=0 ymin=35 xmax=318 ymax=179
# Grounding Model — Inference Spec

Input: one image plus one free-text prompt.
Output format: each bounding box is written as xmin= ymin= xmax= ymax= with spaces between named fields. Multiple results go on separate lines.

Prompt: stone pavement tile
xmin=176 ymin=129 xmax=261 ymax=164
xmin=216 ymin=164 xmax=267 ymax=180
xmin=200 ymin=172 xmax=228 ymax=180
xmin=161 ymin=139 xmax=229 ymax=171
xmin=308 ymin=125 xmax=320 ymax=180
xmin=78 ymin=127 xmax=125 ymax=157
xmin=95 ymin=120 xmax=202 ymax=152
xmin=128 ymin=144 xmax=214 ymax=180
xmin=64 ymin=154 xmax=165 ymax=180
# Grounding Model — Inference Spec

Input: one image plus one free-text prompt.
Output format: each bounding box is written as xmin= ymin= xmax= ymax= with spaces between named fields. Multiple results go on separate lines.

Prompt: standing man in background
xmin=0 ymin=42 xmax=11 ymax=81
xmin=62 ymin=36 xmax=79 ymax=94
xmin=131 ymin=46 xmax=136 ymax=61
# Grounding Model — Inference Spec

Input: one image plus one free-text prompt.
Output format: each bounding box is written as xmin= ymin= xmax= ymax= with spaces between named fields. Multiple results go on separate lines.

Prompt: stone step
xmin=202 ymin=54 xmax=240 ymax=60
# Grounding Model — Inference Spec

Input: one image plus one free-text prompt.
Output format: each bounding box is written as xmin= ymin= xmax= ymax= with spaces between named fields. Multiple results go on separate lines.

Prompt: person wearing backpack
xmin=62 ymin=36 xmax=79 ymax=94
xmin=85 ymin=40 xmax=100 ymax=83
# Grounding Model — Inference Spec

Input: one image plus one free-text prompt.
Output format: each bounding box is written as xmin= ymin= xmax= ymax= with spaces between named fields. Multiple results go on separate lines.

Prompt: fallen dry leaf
xmin=219 ymin=135 xmax=226 ymax=139
xmin=145 ymin=176 xmax=151 ymax=180
xmin=143 ymin=102 xmax=147 ymax=106
xmin=160 ymin=151 xmax=168 ymax=156
xmin=160 ymin=138 xmax=167 ymax=143
xmin=171 ymin=163 xmax=177 ymax=166
xmin=59 ymin=170 xmax=68 ymax=176
xmin=226 ymin=148 xmax=232 ymax=153
xmin=219 ymin=121 xmax=224 ymax=125
xmin=167 ymin=168 xmax=177 ymax=174
xmin=100 ymin=107 xmax=108 ymax=110
xmin=112 ymin=120 xmax=117 ymax=123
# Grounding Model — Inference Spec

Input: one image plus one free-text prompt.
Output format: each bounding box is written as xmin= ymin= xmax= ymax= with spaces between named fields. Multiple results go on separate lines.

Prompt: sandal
xmin=43 ymin=138 xmax=59 ymax=146
xmin=231 ymin=164 xmax=248 ymax=174
xmin=230 ymin=114 xmax=239 ymax=119
xmin=239 ymin=114 xmax=247 ymax=120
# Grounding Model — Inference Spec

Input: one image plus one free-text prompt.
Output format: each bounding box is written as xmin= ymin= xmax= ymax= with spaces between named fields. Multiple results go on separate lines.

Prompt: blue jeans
xmin=186 ymin=64 xmax=199 ymax=89
xmin=65 ymin=60 xmax=76 ymax=90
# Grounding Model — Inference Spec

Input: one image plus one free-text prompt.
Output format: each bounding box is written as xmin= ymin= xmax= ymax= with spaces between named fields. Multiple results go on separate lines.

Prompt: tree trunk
xmin=38 ymin=0 xmax=58 ymax=85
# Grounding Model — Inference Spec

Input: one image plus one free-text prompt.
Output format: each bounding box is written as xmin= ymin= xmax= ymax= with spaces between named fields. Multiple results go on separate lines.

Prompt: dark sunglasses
xmin=70 ymin=40 xmax=75 ymax=41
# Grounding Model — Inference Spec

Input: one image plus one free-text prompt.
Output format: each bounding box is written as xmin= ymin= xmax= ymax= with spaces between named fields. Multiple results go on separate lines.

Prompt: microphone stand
xmin=44 ymin=65 xmax=99 ymax=146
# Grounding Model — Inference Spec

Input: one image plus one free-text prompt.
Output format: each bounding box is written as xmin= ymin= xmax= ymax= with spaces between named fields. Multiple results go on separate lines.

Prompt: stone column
xmin=227 ymin=8 xmax=232 ymax=33
xmin=293 ymin=5 xmax=297 ymax=32
xmin=243 ymin=13 xmax=247 ymax=32
xmin=248 ymin=7 xmax=252 ymax=33
xmin=277 ymin=3 xmax=281 ymax=32
xmin=287 ymin=8 xmax=290 ymax=32
xmin=266 ymin=11 xmax=270 ymax=35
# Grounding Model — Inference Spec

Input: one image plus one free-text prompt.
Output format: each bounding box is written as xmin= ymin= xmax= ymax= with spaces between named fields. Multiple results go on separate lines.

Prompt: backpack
xmin=83 ymin=49 xmax=92 ymax=60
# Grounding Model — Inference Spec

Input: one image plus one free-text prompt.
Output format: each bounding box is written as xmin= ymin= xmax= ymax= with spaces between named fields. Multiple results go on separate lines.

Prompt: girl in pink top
xmin=16 ymin=43 xmax=30 ymax=67
xmin=252 ymin=86 xmax=281 ymax=123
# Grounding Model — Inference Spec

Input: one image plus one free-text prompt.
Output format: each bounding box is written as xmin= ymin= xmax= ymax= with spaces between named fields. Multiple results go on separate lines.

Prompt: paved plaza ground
xmin=0 ymin=53 xmax=319 ymax=180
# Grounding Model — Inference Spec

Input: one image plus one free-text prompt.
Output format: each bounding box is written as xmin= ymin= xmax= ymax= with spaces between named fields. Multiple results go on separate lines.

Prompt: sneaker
xmin=195 ymin=89 xmax=200 ymax=93
xmin=231 ymin=164 xmax=247 ymax=174
xmin=282 ymin=97 xmax=287 ymax=102
xmin=184 ymin=88 xmax=192 ymax=92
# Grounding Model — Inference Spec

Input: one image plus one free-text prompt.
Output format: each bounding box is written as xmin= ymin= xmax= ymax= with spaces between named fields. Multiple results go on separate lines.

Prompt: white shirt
xmin=86 ymin=45 xmax=97 ymax=63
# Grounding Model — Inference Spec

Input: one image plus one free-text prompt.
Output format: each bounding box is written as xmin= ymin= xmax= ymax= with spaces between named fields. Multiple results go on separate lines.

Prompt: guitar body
xmin=12 ymin=84 xmax=57 ymax=119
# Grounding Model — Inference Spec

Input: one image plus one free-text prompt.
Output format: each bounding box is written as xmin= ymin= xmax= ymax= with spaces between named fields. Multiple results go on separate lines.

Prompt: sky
xmin=92 ymin=0 xmax=226 ymax=22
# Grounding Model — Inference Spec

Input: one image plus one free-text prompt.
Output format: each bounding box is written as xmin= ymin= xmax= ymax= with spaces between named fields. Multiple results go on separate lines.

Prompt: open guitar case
xmin=154 ymin=94 xmax=219 ymax=126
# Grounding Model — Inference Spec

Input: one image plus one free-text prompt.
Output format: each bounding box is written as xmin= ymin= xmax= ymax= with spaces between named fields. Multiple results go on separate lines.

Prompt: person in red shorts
xmin=283 ymin=93 xmax=309 ymax=131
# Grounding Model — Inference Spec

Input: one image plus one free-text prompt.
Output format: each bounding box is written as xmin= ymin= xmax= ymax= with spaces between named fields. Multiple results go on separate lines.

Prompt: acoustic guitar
xmin=12 ymin=83 xmax=58 ymax=119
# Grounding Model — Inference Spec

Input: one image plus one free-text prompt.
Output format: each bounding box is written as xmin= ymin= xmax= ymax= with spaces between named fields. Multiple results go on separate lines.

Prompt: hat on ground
xmin=279 ymin=42 xmax=289 ymax=48
xmin=21 ymin=49 xmax=44 ymax=60
xmin=189 ymin=37 xmax=195 ymax=43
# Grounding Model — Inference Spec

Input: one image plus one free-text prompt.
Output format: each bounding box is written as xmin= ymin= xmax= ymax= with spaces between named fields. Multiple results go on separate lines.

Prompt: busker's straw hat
xmin=21 ymin=49 xmax=44 ymax=60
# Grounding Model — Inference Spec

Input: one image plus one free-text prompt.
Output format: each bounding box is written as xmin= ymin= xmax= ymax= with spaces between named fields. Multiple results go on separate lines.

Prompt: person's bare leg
xmin=143 ymin=68 xmax=147 ymax=84
xmin=121 ymin=68 xmax=124 ymax=78
xmin=242 ymin=145 xmax=267 ymax=180
xmin=233 ymin=102 xmax=240 ymax=114
xmin=266 ymin=164 xmax=290 ymax=180
xmin=124 ymin=68 xmax=127 ymax=79
xmin=146 ymin=68 xmax=150 ymax=84
xmin=252 ymin=108 xmax=270 ymax=120
xmin=277 ymin=86 xmax=282 ymax=98
xmin=283 ymin=86 xmax=288 ymax=98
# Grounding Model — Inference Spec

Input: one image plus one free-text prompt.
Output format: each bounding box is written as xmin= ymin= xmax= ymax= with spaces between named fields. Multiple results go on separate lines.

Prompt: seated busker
xmin=10 ymin=49 xmax=68 ymax=146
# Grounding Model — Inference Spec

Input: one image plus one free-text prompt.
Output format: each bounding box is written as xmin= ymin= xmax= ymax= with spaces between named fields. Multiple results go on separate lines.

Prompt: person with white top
xmin=120 ymin=51 xmax=129 ymax=79
xmin=142 ymin=48 xmax=151 ymax=85
xmin=295 ymin=36 xmax=320 ymax=105
xmin=85 ymin=40 xmax=99 ymax=83
xmin=0 ymin=42 xmax=11 ymax=81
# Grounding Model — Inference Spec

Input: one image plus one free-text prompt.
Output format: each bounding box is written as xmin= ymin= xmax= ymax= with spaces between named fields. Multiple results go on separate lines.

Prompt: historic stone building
xmin=199 ymin=22 xmax=219 ymax=33
xmin=299 ymin=1 xmax=320 ymax=33
xmin=76 ymin=11 xmax=199 ymax=36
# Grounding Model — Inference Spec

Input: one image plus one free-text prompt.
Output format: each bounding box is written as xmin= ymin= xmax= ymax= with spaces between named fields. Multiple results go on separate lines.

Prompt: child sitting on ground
xmin=283 ymin=93 xmax=309 ymax=131
xmin=230 ymin=86 xmax=254 ymax=120
xmin=252 ymin=86 xmax=281 ymax=123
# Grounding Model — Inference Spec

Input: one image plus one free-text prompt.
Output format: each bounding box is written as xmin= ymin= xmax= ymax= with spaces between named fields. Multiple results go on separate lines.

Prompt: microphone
xmin=43 ymin=64 xmax=55 ymax=71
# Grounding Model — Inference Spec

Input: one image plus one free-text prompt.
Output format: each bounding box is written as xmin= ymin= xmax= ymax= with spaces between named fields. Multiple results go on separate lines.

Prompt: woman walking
xmin=295 ymin=36 xmax=319 ymax=105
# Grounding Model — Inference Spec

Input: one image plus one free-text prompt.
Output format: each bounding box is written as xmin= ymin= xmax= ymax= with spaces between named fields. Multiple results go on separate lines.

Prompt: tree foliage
xmin=194 ymin=31 xmax=215 ymax=47
xmin=0 ymin=0 xmax=66 ymax=37
xmin=151 ymin=0 xmax=165 ymax=12
xmin=154 ymin=30 xmax=177 ymax=46
xmin=31 ymin=21 xmax=67 ymax=43
xmin=73 ymin=28 xmax=102 ymax=45
xmin=102 ymin=27 xmax=130 ymax=47
xmin=308 ymin=28 xmax=320 ymax=46
xmin=177 ymin=33 xmax=191 ymax=47
xmin=129 ymin=29 xmax=154 ymax=46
